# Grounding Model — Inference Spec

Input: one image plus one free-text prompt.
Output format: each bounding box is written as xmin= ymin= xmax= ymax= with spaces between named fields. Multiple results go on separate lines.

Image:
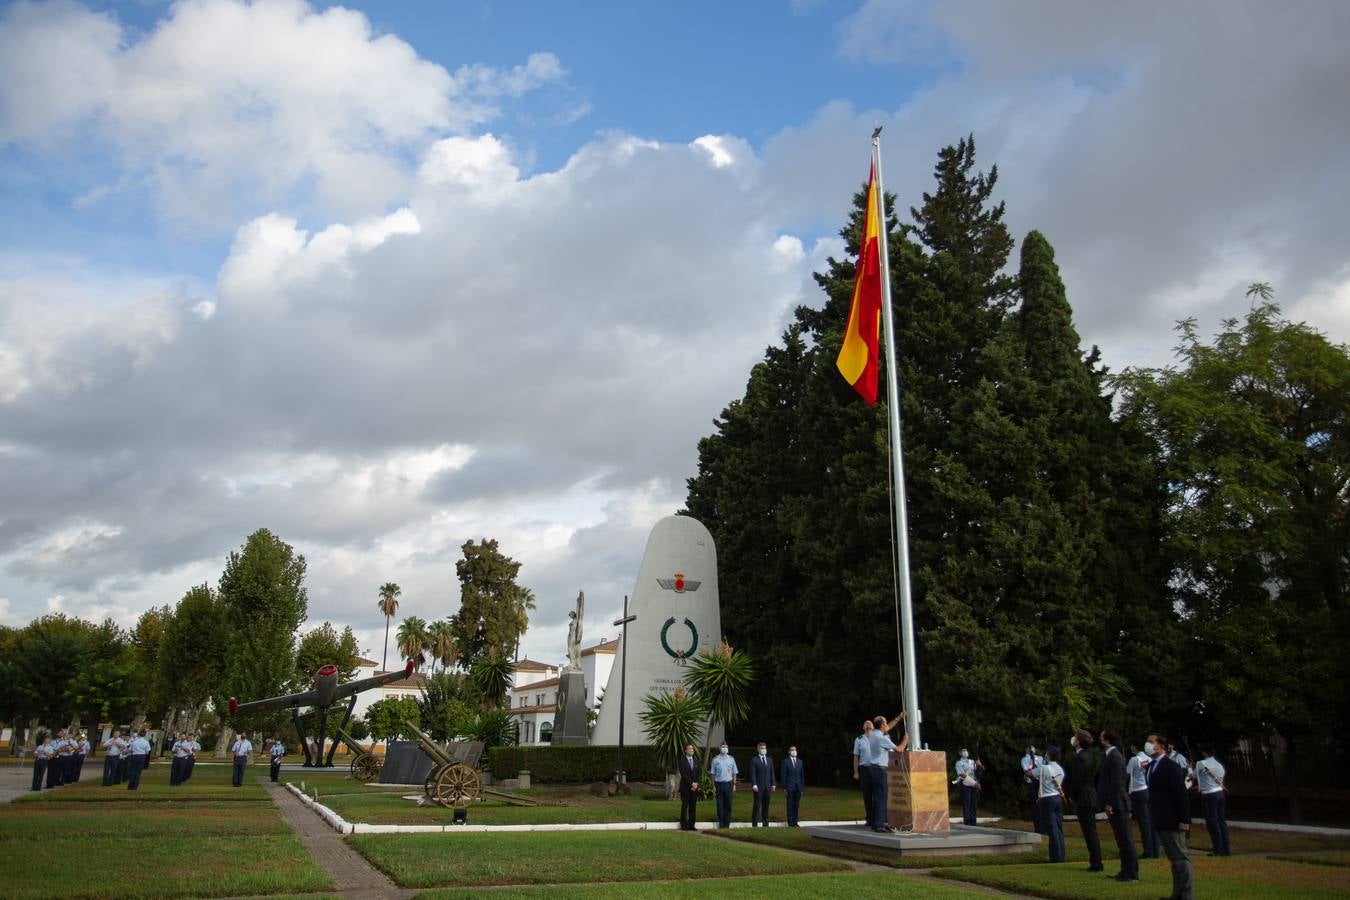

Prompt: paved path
xmin=260 ymin=778 xmax=414 ymax=900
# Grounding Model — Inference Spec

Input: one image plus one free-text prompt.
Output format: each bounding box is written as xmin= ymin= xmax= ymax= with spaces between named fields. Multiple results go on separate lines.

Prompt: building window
xmin=541 ymin=722 xmax=553 ymax=743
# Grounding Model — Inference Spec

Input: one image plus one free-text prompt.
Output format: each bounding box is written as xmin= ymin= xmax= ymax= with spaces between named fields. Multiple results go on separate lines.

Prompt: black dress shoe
xmin=1113 ymin=873 xmax=1140 ymax=882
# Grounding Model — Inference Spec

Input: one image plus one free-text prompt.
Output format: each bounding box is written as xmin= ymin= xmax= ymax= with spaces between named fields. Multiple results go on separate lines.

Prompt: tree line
xmin=684 ymin=137 xmax=1348 ymax=817
xmin=0 ymin=531 xmax=537 ymax=754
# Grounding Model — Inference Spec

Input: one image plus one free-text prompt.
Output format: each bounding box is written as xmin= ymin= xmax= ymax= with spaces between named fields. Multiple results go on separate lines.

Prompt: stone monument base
xmin=551 ymin=670 xmax=589 ymax=745
xmin=888 ymin=748 xmax=951 ymax=833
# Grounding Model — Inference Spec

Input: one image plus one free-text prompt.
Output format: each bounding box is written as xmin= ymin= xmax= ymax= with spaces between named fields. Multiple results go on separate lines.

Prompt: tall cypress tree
xmin=687 ymin=142 xmax=1172 ymax=796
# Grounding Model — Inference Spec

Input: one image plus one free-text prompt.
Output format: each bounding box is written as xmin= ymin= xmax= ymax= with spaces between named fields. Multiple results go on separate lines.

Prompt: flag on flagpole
xmin=836 ymin=161 xmax=883 ymax=405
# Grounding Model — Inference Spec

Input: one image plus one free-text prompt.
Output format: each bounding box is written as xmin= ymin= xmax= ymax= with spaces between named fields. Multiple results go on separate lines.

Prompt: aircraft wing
xmin=228 ymin=689 xmax=320 ymax=717
xmin=332 ymin=659 xmax=415 ymax=701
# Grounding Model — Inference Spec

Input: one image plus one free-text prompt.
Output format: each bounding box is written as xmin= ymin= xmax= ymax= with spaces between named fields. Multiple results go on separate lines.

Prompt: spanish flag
xmin=836 ymin=163 xmax=883 ymax=405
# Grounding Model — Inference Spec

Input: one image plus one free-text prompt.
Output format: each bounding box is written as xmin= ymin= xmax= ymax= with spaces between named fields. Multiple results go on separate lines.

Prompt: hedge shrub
xmin=488 ymin=744 xmax=762 ymax=783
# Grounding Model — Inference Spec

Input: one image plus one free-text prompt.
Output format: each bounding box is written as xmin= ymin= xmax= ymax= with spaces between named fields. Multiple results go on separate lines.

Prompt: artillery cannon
xmin=334 ymin=725 xmax=382 ymax=783
xmin=401 ymin=721 xmax=538 ymax=808
xmin=404 ymin=720 xmax=484 ymax=808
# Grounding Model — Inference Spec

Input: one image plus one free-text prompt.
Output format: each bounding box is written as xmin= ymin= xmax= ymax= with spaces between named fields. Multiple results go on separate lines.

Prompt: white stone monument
xmin=592 ymin=515 xmax=723 ymax=747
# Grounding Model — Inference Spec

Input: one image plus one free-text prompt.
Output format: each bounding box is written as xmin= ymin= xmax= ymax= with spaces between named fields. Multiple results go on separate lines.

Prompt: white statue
xmin=566 ymin=590 xmax=584 ymax=670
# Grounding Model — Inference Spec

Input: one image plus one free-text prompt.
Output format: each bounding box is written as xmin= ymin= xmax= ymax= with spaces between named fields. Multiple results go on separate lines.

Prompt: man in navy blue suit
xmin=750 ymin=742 xmax=775 ymax=826
xmin=780 ymin=745 xmax=805 ymax=826
xmin=1147 ymin=734 xmax=1194 ymax=900
xmin=677 ymin=742 xmax=701 ymax=830
xmin=1098 ymin=730 xmax=1139 ymax=882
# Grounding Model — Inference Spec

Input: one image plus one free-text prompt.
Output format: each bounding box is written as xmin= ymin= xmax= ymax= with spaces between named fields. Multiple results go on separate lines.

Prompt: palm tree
xmin=469 ymin=649 xmax=513 ymax=710
xmin=639 ymin=685 xmax=707 ymax=798
xmin=682 ymin=641 xmax=754 ymax=769
xmin=396 ymin=616 xmax=429 ymax=671
xmin=426 ymin=619 xmax=457 ymax=674
xmin=376 ymin=582 xmax=402 ymax=671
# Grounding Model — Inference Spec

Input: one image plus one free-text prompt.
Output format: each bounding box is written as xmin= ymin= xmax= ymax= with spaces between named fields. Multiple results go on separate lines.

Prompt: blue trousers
xmin=859 ymin=766 xmax=874 ymax=825
xmin=1202 ymin=792 xmax=1230 ymax=855
xmin=715 ymin=781 xmax=734 ymax=827
xmin=115 ymin=756 xmax=127 ymax=784
xmin=47 ymin=757 xmax=64 ymax=788
xmin=31 ymin=758 xmax=47 ymax=791
xmin=232 ymin=755 xmax=247 ymax=787
xmin=1131 ymin=790 xmax=1158 ymax=857
xmin=868 ymin=765 xmax=888 ymax=828
xmin=961 ymin=784 xmax=979 ymax=825
xmin=102 ymin=755 xmax=118 ymax=786
xmin=1041 ymin=795 xmax=1065 ymax=862
xmin=183 ymin=758 xmax=196 ymax=782
xmin=126 ymin=754 xmax=146 ymax=790
xmin=170 ymin=756 xmax=184 ymax=785
xmin=785 ymin=789 xmax=801 ymax=826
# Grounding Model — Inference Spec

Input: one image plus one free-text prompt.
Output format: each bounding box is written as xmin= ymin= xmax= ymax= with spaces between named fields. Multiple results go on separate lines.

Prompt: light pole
xmin=612 ymin=594 xmax=636 ymax=784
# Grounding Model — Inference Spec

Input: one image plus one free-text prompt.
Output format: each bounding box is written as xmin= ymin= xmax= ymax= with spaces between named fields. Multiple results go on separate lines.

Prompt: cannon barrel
xmin=332 ymin=726 xmax=370 ymax=757
xmin=401 ymin=720 xmax=454 ymax=768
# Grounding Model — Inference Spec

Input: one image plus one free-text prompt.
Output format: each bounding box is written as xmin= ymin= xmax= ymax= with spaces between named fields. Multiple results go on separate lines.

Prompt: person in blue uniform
xmin=231 ymin=734 xmax=253 ymax=787
xmin=779 ymin=745 xmax=805 ymax=827
xmin=169 ymin=733 xmax=189 ymax=785
xmin=269 ymin=739 xmax=285 ymax=782
xmin=125 ymin=730 xmax=151 ymax=790
xmin=183 ymin=733 xmax=201 ymax=782
xmin=31 ymin=735 xmax=54 ymax=791
xmin=49 ymin=730 xmax=69 ymax=788
xmin=954 ymin=747 xmax=983 ymax=826
xmin=102 ymin=730 xmax=126 ymax=786
xmin=852 ymin=720 xmax=874 ymax=827
xmin=710 ymin=743 xmax=739 ymax=828
xmin=1031 ymin=745 xmax=1067 ymax=863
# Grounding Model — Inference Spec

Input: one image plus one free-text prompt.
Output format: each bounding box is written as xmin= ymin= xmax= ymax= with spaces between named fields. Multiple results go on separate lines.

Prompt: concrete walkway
xmin=260 ymin=777 xmax=414 ymax=900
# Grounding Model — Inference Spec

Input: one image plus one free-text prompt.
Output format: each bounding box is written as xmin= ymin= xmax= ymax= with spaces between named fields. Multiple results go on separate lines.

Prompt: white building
xmin=507 ymin=639 xmax=617 ymax=745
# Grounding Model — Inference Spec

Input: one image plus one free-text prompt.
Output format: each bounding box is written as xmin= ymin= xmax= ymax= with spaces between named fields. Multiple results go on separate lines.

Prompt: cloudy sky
xmin=2 ymin=0 xmax=1347 ymax=666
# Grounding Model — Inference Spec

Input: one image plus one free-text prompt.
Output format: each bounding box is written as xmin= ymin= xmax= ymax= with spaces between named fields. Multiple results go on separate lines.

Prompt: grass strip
xmin=413 ymin=869 xmax=991 ymax=898
xmin=937 ymin=856 xmax=1350 ymax=900
xmin=0 ymin=833 xmax=332 ymax=899
xmin=349 ymin=829 xmax=847 ymax=888
xmin=0 ymin=801 xmax=289 ymax=840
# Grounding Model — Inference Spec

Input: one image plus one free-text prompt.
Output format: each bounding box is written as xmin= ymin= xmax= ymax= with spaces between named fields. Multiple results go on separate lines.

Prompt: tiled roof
xmin=512 ymin=658 xmax=556 ymax=671
xmin=581 ymin=638 xmax=618 ymax=656
xmin=513 ymin=677 xmax=559 ymax=691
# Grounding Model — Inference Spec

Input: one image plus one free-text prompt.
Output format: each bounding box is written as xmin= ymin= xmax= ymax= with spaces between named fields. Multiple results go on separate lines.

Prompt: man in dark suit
xmin=750 ymin=741 xmax=775 ymax=826
xmin=1064 ymin=729 xmax=1103 ymax=872
xmin=780 ymin=745 xmax=805 ymax=826
xmin=677 ymin=742 xmax=700 ymax=831
xmin=1147 ymin=733 xmax=1194 ymax=900
xmin=1098 ymin=730 xmax=1139 ymax=882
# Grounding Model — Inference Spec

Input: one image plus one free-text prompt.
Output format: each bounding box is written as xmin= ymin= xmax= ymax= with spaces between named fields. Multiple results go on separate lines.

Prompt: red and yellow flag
xmin=836 ymin=163 xmax=883 ymax=405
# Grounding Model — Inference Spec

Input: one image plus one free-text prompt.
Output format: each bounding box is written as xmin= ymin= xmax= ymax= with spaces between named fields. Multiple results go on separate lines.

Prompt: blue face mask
xmin=719 ymin=746 xmax=728 ymax=755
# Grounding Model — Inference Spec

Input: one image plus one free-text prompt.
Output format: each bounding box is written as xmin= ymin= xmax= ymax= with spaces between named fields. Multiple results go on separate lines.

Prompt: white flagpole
xmin=872 ymin=127 xmax=922 ymax=750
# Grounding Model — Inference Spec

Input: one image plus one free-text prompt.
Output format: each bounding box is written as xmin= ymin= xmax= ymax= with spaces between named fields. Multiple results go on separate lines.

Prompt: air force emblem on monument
xmin=656 ymin=572 xmax=701 ymax=593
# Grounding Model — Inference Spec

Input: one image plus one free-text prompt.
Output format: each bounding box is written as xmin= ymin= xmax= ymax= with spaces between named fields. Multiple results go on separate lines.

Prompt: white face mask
xmin=960 ymin=750 xmax=969 ymax=759
xmin=1144 ymin=741 xmax=1156 ymax=755
xmin=789 ymin=751 xmax=797 ymax=758
xmin=1070 ymin=736 xmax=1079 ymax=750
xmin=719 ymin=746 xmax=728 ymax=755
xmin=758 ymin=748 xmax=766 ymax=756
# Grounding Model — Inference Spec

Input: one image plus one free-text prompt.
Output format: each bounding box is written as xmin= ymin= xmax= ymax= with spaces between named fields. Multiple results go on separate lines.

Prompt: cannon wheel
xmin=433 ymin=763 xmax=482 ymax=808
xmin=350 ymin=753 xmax=381 ymax=783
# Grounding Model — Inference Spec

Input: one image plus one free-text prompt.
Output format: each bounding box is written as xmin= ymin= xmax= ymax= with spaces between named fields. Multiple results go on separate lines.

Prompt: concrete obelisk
xmin=592 ymin=515 xmax=723 ymax=747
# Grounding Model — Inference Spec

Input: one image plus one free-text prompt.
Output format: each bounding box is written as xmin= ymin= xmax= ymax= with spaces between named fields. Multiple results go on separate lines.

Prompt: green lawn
xmin=0 ymin=765 xmax=332 ymax=898
xmin=310 ymin=779 xmax=907 ymax=826
xmin=349 ymin=830 xmax=848 ymax=888
xmin=937 ymin=856 xmax=1350 ymax=899
xmin=413 ymin=870 xmax=991 ymax=898
xmin=1271 ymin=850 xmax=1350 ymax=868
